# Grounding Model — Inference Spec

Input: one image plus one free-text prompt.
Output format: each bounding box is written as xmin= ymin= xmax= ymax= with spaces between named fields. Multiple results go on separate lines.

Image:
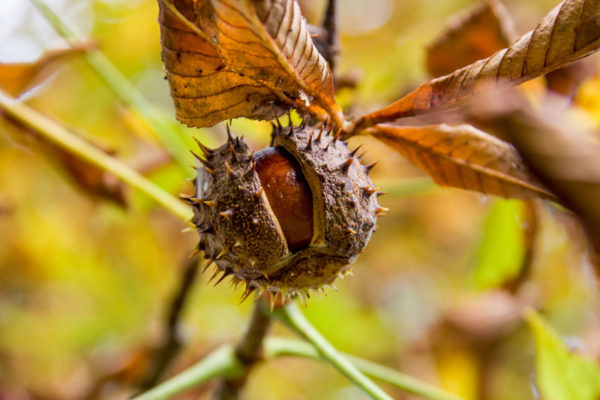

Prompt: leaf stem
xmin=29 ymin=0 xmax=192 ymax=171
xmin=133 ymin=345 xmax=244 ymax=400
xmin=270 ymin=302 xmax=394 ymax=400
xmin=0 ymin=91 xmax=193 ymax=222
xmin=264 ymin=337 xmax=463 ymax=400
xmin=214 ymin=299 xmax=273 ymax=399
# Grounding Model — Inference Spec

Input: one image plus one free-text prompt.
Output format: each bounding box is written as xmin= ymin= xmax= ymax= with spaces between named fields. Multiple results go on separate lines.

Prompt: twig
xmin=131 ymin=335 xmax=463 ymax=400
xmin=132 ymin=346 xmax=244 ymax=400
xmin=264 ymin=338 xmax=463 ymax=400
xmin=29 ymin=0 xmax=192 ymax=172
xmin=270 ymin=302 xmax=394 ymax=400
xmin=0 ymin=91 xmax=193 ymax=222
xmin=139 ymin=256 xmax=202 ymax=390
xmin=213 ymin=299 xmax=273 ymax=400
xmin=322 ymin=0 xmax=339 ymax=71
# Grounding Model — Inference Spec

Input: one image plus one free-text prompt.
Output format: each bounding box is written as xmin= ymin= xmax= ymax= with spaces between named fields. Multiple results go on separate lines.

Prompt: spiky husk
xmin=189 ymin=124 xmax=381 ymax=303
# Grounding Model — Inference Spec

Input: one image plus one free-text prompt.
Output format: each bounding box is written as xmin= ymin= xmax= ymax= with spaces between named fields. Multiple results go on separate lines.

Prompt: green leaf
xmin=525 ymin=310 xmax=600 ymax=400
xmin=471 ymin=199 xmax=526 ymax=290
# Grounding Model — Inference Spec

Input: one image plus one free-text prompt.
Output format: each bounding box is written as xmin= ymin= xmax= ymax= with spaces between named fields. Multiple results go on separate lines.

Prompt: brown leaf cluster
xmin=157 ymin=0 xmax=600 ymax=254
xmin=158 ymin=0 xmax=343 ymax=128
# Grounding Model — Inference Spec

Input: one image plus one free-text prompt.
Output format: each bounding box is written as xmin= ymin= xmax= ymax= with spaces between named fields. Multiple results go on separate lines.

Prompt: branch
xmin=29 ymin=0 xmax=192 ymax=172
xmin=264 ymin=338 xmax=463 ymax=400
xmin=139 ymin=256 xmax=202 ymax=390
xmin=270 ymin=302 xmax=394 ymax=400
xmin=132 ymin=345 xmax=244 ymax=400
xmin=213 ymin=299 xmax=273 ymax=400
xmin=0 ymin=91 xmax=193 ymax=222
xmin=322 ymin=0 xmax=339 ymax=72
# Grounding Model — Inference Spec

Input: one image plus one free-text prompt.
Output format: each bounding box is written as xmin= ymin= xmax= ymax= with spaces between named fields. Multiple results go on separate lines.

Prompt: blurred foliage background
xmin=1 ymin=0 xmax=600 ymax=399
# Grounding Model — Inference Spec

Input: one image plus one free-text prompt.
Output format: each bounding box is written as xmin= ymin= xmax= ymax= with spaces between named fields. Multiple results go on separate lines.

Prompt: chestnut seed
xmin=254 ymin=147 xmax=313 ymax=252
xmin=191 ymin=124 xmax=382 ymax=303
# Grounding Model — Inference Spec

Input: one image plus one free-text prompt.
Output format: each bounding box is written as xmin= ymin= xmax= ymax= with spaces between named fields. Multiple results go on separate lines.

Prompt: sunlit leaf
xmin=367 ymin=123 xmax=555 ymax=199
xmin=525 ymin=310 xmax=600 ymax=400
xmin=0 ymin=44 xmax=91 ymax=97
xmin=426 ymin=0 xmax=517 ymax=78
xmin=158 ymin=0 xmax=344 ymax=128
xmin=354 ymin=0 xmax=600 ymax=131
xmin=471 ymin=199 xmax=526 ymax=290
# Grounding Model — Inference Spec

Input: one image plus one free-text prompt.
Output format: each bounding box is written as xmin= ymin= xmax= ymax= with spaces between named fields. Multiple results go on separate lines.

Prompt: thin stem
xmin=270 ymin=302 xmax=394 ymax=400
xmin=139 ymin=256 xmax=201 ymax=390
xmin=264 ymin=338 xmax=463 ymax=400
xmin=132 ymin=345 xmax=244 ymax=400
xmin=322 ymin=0 xmax=339 ymax=71
xmin=214 ymin=299 xmax=273 ymax=400
xmin=0 ymin=91 xmax=193 ymax=222
xmin=29 ymin=0 xmax=191 ymax=171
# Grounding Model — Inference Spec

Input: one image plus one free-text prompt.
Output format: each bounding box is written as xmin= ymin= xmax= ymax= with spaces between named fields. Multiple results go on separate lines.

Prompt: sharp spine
xmin=203 ymin=200 xmax=218 ymax=208
xmin=365 ymin=161 xmax=378 ymax=173
xmin=215 ymin=270 xmax=231 ymax=285
xmin=202 ymin=259 xmax=214 ymax=273
xmin=226 ymin=123 xmax=234 ymax=143
xmin=341 ymin=158 xmax=353 ymax=172
xmin=333 ymin=128 xmax=342 ymax=142
xmin=219 ymin=209 xmax=234 ymax=219
xmin=193 ymin=137 xmax=213 ymax=157
xmin=316 ymin=125 xmax=324 ymax=142
xmin=228 ymin=142 xmax=237 ymax=161
xmin=225 ymin=161 xmax=235 ymax=178
xmin=350 ymin=145 xmax=362 ymax=157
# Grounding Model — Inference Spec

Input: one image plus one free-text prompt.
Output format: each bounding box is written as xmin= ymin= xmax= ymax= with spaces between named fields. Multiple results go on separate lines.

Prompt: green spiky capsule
xmin=190 ymin=124 xmax=382 ymax=302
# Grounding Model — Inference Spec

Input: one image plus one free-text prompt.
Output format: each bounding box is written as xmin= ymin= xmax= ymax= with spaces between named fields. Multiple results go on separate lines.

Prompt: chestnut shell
xmin=190 ymin=125 xmax=381 ymax=299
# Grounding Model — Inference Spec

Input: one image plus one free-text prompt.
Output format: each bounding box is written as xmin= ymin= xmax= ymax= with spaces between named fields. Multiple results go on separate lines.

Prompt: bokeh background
xmin=1 ymin=0 xmax=600 ymax=399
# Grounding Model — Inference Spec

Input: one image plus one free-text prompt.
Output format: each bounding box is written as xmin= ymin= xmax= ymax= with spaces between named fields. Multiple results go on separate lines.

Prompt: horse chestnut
xmin=187 ymin=124 xmax=383 ymax=303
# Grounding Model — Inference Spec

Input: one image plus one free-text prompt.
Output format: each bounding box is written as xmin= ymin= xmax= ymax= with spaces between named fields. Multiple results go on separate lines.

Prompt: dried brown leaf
xmin=426 ymin=0 xmax=517 ymax=78
xmin=0 ymin=44 xmax=91 ymax=97
xmin=354 ymin=0 xmax=600 ymax=132
xmin=0 ymin=112 xmax=127 ymax=207
xmin=368 ymin=123 xmax=555 ymax=200
xmin=458 ymin=88 xmax=600 ymax=258
xmin=158 ymin=0 xmax=343 ymax=128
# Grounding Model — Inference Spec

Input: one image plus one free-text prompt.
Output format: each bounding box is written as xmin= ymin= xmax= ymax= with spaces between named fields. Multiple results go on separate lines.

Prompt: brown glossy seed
xmin=254 ymin=147 xmax=313 ymax=252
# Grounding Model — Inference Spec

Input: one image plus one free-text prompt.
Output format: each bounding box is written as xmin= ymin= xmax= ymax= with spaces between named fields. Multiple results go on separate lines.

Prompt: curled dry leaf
xmin=368 ymin=123 xmax=555 ymax=200
xmin=0 ymin=110 xmax=127 ymax=207
xmin=426 ymin=0 xmax=517 ymax=78
xmin=158 ymin=0 xmax=343 ymax=128
xmin=458 ymin=88 xmax=600 ymax=258
xmin=0 ymin=43 xmax=92 ymax=97
xmin=353 ymin=0 xmax=600 ymax=132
